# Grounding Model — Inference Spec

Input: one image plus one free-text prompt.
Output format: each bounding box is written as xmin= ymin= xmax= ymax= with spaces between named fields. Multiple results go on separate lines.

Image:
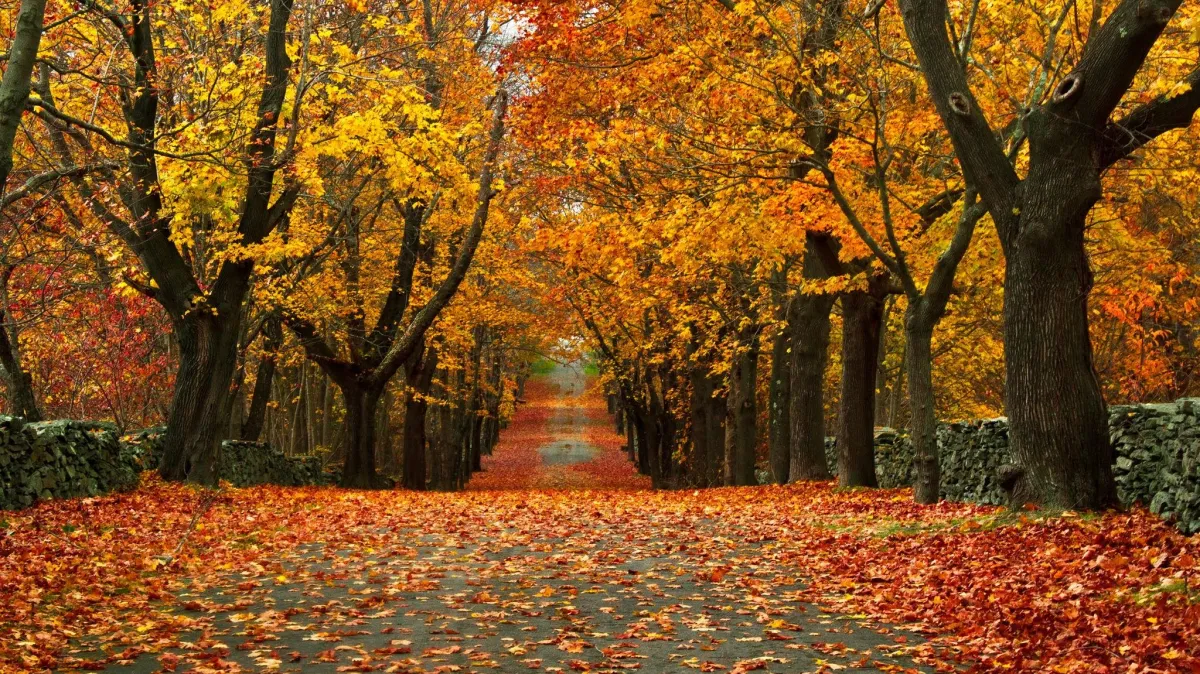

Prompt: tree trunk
xmin=768 ymin=324 xmax=791 ymax=484
xmin=836 ymin=285 xmax=884 ymax=488
xmin=289 ymin=365 xmax=309 ymax=456
xmin=483 ymin=355 xmax=503 ymax=455
xmin=788 ymin=293 xmax=835 ymax=481
xmin=623 ymin=397 xmax=636 ymax=463
xmin=159 ymin=314 xmax=242 ymax=485
xmin=0 ymin=0 xmax=48 ymax=195
xmin=659 ymin=412 xmax=677 ymax=488
xmin=0 ymin=311 xmax=41 ymax=421
xmin=873 ymin=299 xmax=892 ymax=426
xmin=241 ymin=318 xmax=282 ymax=441
xmin=689 ymin=364 xmax=714 ymax=486
xmin=906 ymin=307 xmax=939 ymax=504
xmin=643 ymin=406 xmax=662 ymax=487
xmin=632 ymin=408 xmax=652 ymax=476
xmin=402 ymin=347 xmax=438 ymax=490
xmin=340 ymin=382 xmax=386 ymax=488
xmin=724 ymin=340 xmax=758 ymax=486
xmin=888 ymin=343 xmax=907 ymax=431
xmin=431 ymin=369 xmax=466 ymax=491
xmin=1003 ymin=196 xmax=1117 ymax=508
xmin=705 ymin=385 xmax=726 ymax=485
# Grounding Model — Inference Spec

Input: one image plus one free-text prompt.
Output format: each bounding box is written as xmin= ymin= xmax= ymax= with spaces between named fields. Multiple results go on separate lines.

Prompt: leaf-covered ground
xmin=1 ymin=367 xmax=1197 ymax=673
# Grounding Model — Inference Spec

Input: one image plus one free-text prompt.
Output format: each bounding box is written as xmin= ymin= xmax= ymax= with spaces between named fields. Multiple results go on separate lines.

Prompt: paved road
xmin=83 ymin=364 xmax=932 ymax=674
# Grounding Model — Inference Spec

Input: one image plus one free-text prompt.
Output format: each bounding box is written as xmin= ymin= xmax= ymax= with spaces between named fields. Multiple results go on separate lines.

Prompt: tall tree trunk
xmin=906 ymin=307 xmax=939 ymax=503
xmin=469 ymin=411 xmax=484 ymax=473
xmin=290 ymin=365 xmax=309 ymax=456
xmin=643 ymin=406 xmax=662 ymax=488
xmin=788 ymin=293 xmax=835 ymax=481
xmin=658 ymin=412 xmax=677 ymax=488
xmin=623 ymin=396 xmax=636 ymax=463
xmin=689 ymin=364 xmax=713 ymax=487
xmin=888 ymin=343 xmax=907 ymax=431
xmin=431 ymin=368 xmax=466 ymax=491
xmin=159 ymin=314 xmax=242 ymax=485
xmin=241 ymin=318 xmax=282 ymax=441
xmin=836 ymin=284 xmax=885 ymax=488
xmin=0 ymin=309 xmax=41 ymax=421
xmin=483 ymin=355 xmax=503 ymax=455
xmin=873 ymin=299 xmax=892 ymax=426
xmin=402 ymin=346 xmax=438 ymax=490
xmin=0 ymin=0 xmax=48 ymax=195
xmin=768 ymin=324 xmax=791 ymax=484
xmin=633 ymin=408 xmax=651 ymax=476
xmin=705 ymin=385 xmax=726 ymax=485
xmin=724 ymin=339 xmax=758 ymax=486
xmin=340 ymin=382 xmax=385 ymax=488
xmin=1003 ymin=202 xmax=1116 ymax=508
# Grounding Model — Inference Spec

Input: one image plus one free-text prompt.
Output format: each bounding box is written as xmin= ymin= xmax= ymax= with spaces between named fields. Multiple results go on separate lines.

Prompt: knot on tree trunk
xmin=948 ymin=92 xmax=970 ymax=117
xmin=1051 ymin=73 xmax=1083 ymax=105
xmin=1136 ymin=0 xmax=1173 ymax=25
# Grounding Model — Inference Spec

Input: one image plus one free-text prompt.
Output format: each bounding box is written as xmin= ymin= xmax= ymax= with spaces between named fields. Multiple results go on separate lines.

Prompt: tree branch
xmin=0 ymin=162 xmax=119 ymax=209
xmin=1099 ymin=66 xmax=1200 ymax=170
xmin=897 ymin=0 xmax=1020 ymax=225
xmin=373 ymin=88 xmax=509 ymax=386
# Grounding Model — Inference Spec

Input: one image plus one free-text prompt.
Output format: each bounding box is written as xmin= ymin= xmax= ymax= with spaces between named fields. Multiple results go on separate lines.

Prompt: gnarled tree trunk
xmin=1003 ymin=169 xmax=1115 ymax=507
xmin=159 ymin=312 xmax=243 ymax=485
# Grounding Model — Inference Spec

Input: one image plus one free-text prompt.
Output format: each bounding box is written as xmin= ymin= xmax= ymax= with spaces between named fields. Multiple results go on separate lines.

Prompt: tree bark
xmin=341 ymin=383 xmax=386 ymax=489
xmin=788 ymin=292 xmax=835 ymax=481
xmin=768 ymin=323 xmax=791 ymax=484
xmin=1002 ymin=191 xmax=1115 ymax=507
xmin=724 ymin=337 xmax=758 ymax=486
xmin=159 ymin=314 xmax=243 ymax=485
xmin=633 ymin=407 xmax=652 ymax=477
xmin=623 ymin=395 xmax=637 ymax=464
xmin=689 ymin=363 xmax=715 ymax=487
xmin=241 ymin=318 xmax=282 ymax=441
xmin=836 ymin=283 xmax=885 ymax=488
xmin=905 ymin=310 xmax=939 ymax=503
xmin=0 ymin=0 xmax=48 ymax=195
xmin=402 ymin=346 xmax=439 ymax=490
xmin=0 ymin=308 xmax=41 ymax=421
xmin=431 ymin=368 xmax=467 ymax=491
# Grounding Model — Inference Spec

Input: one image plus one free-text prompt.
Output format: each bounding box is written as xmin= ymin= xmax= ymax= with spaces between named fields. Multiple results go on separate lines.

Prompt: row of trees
xmin=513 ymin=0 xmax=1200 ymax=508
xmin=4 ymin=0 xmax=1200 ymax=505
xmin=0 ymin=0 xmax=565 ymax=489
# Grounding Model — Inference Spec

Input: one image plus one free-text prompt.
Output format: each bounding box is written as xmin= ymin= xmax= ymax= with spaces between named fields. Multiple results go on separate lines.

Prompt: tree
xmin=899 ymin=0 xmax=1200 ymax=508
xmin=28 ymin=0 xmax=301 ymax=484
xmin=0 ymin=0 xmax=48 ymax=420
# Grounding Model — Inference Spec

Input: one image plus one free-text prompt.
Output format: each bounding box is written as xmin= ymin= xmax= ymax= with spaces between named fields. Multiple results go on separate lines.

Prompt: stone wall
xmin=2 ymin=421 xmax=331 ymax=511
xmin=0 ymin=418 xmax=138 ymax=510
xmin=122 ymin=429 xmax=332 ymax=487
xmin=817 ymin=399 xmax=1200 ymax=534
